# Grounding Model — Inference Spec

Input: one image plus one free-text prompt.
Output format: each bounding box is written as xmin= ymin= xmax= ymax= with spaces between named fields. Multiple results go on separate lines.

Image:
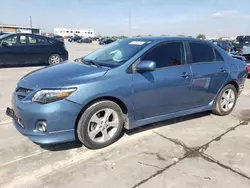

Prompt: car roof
xmin=125 ymin=36 xmax=204 ymax=43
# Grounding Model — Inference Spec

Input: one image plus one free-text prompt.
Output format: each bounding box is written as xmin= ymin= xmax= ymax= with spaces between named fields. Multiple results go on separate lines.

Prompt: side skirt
xmin=126 ymin=104 xmax=213 ymax=130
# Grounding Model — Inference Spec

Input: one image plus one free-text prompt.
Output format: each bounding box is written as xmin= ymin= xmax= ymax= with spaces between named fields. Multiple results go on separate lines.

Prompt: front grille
xmin=17 ymin=95 xmax=26 ymax=100
xmin=16 ymin=87 xmax=33 ymax=94
xmin=15 ymin=87 xmax=33 ymax=101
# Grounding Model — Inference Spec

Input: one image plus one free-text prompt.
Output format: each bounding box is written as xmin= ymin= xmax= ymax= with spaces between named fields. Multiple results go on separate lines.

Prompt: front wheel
xmin=77 ymin=101 xmax=124 ymax=149
xmin=48 ymin=54 xmax=61 ymax=65
xmin=212 ymin=84 xmax=237 ymax=116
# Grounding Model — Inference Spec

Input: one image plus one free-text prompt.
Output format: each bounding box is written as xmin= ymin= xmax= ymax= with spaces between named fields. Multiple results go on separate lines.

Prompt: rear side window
xmin=37 ymin=37 xmax=47 ymax=44
xmin=141 ymin=42 xmax=185 ymax=68
xmin=48 ymin=39 xmax=56 ymax=44
xmin=214 ymin=49 xmax=224 ymax=61
xmin=189 ymin=42 xmax=215 ymax=63
xmin=28 ymin=36 xmax=37 ymax=44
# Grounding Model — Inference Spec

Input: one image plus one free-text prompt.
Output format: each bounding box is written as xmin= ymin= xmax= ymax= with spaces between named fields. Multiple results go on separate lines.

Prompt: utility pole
xmin=129 ymin=7 xmax=131 ymax=38
xmin=29 ymin=16 xmax=33 ymax=28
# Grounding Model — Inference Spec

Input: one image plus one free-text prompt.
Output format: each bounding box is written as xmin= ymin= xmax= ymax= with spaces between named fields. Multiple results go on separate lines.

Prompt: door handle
xmin=181 ymin=72 xmax=191 ymax=78
xmin=220 ymin=67 xmax=227 ymax=73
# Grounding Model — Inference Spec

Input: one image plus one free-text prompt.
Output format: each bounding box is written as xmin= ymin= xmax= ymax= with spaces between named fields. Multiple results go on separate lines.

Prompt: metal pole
xmin=30 ymin=16 xmax=32 ymax=28
xmin=129 ymin=7 xmax=131 ymax=38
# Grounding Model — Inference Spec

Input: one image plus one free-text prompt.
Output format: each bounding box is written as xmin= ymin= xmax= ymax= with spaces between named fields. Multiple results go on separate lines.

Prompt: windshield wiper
xmin=81 ymin=58 xmax=102 ymax=68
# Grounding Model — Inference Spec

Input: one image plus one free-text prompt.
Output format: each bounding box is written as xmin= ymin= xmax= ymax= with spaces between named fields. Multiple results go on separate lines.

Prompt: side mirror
xmin=1 ymin=42 xmax=9 ymax=47
xmin=136 ymin=60 xmax=156 ymax=73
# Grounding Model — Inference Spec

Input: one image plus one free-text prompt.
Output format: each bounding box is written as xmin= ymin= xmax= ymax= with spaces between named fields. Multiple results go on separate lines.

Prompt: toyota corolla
xmin=6 ymin=37 xmax=247 ymax=149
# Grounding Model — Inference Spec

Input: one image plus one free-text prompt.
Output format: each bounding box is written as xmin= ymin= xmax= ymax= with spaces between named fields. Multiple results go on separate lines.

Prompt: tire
xmin=48 ymin=54 xmax=61 ymax=65
xmin=77 ymin=101 xmax=124 ymax=149
xmin=212 ymin=84 xmax=237 ymax=116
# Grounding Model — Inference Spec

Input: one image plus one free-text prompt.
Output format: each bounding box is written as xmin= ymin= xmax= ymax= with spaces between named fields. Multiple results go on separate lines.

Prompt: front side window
xmin=214 ymin=49 xmax=224 ymax=61
xmin=189 ymin=42 xmax=215 ymax=63
xmin=141 ymin=42 xmax=185 ymax=68
xmin=1 ymin=35 xmax=18 ymax=46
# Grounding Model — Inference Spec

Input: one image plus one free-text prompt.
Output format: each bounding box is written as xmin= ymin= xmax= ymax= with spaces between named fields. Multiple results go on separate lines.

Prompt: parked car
xmin=232 ymin=35 xmax=250 ymax=51
xmin=99 ymin=38 xmax=115 ymax=45
xmin=53 ymin=35 xmax=64 ymax=42
xmin=211 ymin=40 xmax=232 ymax=52
xmin=6 ymin=37 xmax=247 ymax=149
xmin=77 ymin=38 xmax=92 ymax=43
xmin=68 ymin=35 xmax=82 ymax=42
xmin=0 ymin=32 xmax=8 ymax=36
xmin=0 ymin=33 xmax=68 ymax=66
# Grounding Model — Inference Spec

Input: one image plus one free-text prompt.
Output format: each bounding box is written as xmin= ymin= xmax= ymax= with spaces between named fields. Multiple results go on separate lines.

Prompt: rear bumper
xmin=61 ymin=52 xmax=69 ymax=61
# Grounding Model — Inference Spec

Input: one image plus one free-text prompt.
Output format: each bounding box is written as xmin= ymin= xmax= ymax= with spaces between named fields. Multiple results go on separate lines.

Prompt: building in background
xmin=0 ymin=24 xmax=41 ymax=34
xmin=54 ymin=28 xmax=94 ymax=38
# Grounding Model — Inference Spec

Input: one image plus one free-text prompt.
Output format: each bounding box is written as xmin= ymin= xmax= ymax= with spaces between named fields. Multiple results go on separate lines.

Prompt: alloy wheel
xmin=87 ymin=108 xmax=119 ymax=143
xmin=49 ymin=54 xmax=61 ymax=64
xmin=220 ymin=88 xmax=235 ymax=112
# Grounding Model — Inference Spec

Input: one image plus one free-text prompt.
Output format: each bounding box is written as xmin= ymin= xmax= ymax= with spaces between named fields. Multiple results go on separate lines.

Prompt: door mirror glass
xmin=136 ymin=60 xmax=156 ymax=73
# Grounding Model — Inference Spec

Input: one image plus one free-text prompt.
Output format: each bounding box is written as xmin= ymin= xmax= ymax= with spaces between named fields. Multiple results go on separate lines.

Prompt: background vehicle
xmin=232 ymin=35 xmax=250 ymax=51
xmin=211 ymin=40 xmax=233 ymax=52
xmin=0 ymin=32 xmax=8 ymax=36
xmin=7 ymin=37 xmax=247 ymax=149
xmin=77 ymin=38 xmax=92 ymax=43
xmin=52 ymin=35 xmax=64 ymax=42
xmin=0 ymin=33 xmax=68 ymax=66
xmin=68 ymin=35 xmax=82 ymax=42
xmin=99 ymin=38 xmax=115 ymax=45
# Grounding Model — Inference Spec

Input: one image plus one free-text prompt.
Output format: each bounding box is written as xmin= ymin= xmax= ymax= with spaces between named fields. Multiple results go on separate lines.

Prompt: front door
xmin=188 ymin=42 xmax=229 ymax=108
xmin=0 ymin=35 xmax=26 ymax=66
xmin=133 ymin=41 xmax=193 ymax=120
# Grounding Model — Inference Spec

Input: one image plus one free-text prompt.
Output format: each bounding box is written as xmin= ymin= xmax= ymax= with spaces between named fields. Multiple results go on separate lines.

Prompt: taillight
xmin=246 ymin=66 xmax=250 ymax=73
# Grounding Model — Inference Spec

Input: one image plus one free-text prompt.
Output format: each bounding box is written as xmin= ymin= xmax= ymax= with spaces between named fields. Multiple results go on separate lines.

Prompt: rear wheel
xmin=77 ymin=101 xmax=124 ymax=149
xmin=212 ymin=84 xmax=237 ymax=116
xmin=48 ymin=54 xmax=61 ymax=65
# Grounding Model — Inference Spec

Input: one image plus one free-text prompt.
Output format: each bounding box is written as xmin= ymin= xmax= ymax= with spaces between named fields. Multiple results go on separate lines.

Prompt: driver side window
xmin=141 ymin=42 xmax=185 ymax=68
xmin=1 ymin=36 xmax=18 ymax=46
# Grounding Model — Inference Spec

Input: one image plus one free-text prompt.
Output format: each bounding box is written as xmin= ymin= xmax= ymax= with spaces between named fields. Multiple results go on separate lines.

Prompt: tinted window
xmin=142 ymin=42 xmax=185 ymax=68
xmin=215 ymin=49 xmax=224 ymax=61
xmin=189 ymin=42 xmax=215 ymax=63
xmin=37 ymin=37 xmax=47 ymax=44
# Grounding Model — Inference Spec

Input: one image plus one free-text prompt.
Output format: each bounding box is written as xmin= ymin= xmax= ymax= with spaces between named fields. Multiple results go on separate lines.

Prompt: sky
xmin=1 ymin=0 xmax=250 ymax=37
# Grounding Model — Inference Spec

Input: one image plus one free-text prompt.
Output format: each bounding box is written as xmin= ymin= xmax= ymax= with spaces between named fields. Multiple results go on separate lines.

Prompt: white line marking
xmin=0 ymin=120 xmax=12 ymax=125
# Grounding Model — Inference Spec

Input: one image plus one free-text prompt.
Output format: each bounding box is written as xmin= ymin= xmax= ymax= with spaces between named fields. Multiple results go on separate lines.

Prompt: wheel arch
xmin=74 ymin=96 xmax=129 ymax=137
xmin=226 ymin=80 xmax=239 ymax=93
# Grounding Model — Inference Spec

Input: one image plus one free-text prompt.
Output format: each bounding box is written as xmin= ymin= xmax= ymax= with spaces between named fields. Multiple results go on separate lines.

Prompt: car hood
xmin=18 ymin=61 xmax=109 ymax=89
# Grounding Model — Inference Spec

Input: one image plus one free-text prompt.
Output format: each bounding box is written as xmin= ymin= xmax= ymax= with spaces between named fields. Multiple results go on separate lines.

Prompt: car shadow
xmin=40 ymin=141 xmax=83 ymax=151
xmin=39 ymin=112 xmax=210 ymax=151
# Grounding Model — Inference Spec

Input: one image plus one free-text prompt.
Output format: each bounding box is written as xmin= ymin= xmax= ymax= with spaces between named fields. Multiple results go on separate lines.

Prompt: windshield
xmin=83 ymin=39 xmax=150 ymax=68
xmin=0 ymin=33 xmax=11 ymax=40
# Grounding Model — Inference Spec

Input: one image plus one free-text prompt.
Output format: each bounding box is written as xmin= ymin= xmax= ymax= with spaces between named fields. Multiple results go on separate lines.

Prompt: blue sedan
xmin=6 ymin=37 xmax=247 ymax=149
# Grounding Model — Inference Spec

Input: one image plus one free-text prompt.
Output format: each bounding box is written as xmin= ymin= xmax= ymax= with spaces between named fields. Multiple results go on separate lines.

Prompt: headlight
xmin=32 ymin=88 xmax=76 ymax=104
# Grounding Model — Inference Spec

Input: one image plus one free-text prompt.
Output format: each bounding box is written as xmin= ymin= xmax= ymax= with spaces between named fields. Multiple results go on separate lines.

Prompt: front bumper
xmin=10 ymin=95 xmax=82 ymax=144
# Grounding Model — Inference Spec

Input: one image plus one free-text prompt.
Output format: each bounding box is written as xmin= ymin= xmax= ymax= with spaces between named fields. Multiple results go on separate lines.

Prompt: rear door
xmin=25 ymin=35 xmax=51 ymax=64
xmin=188 ymin=41 xmax=229 ymax=108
